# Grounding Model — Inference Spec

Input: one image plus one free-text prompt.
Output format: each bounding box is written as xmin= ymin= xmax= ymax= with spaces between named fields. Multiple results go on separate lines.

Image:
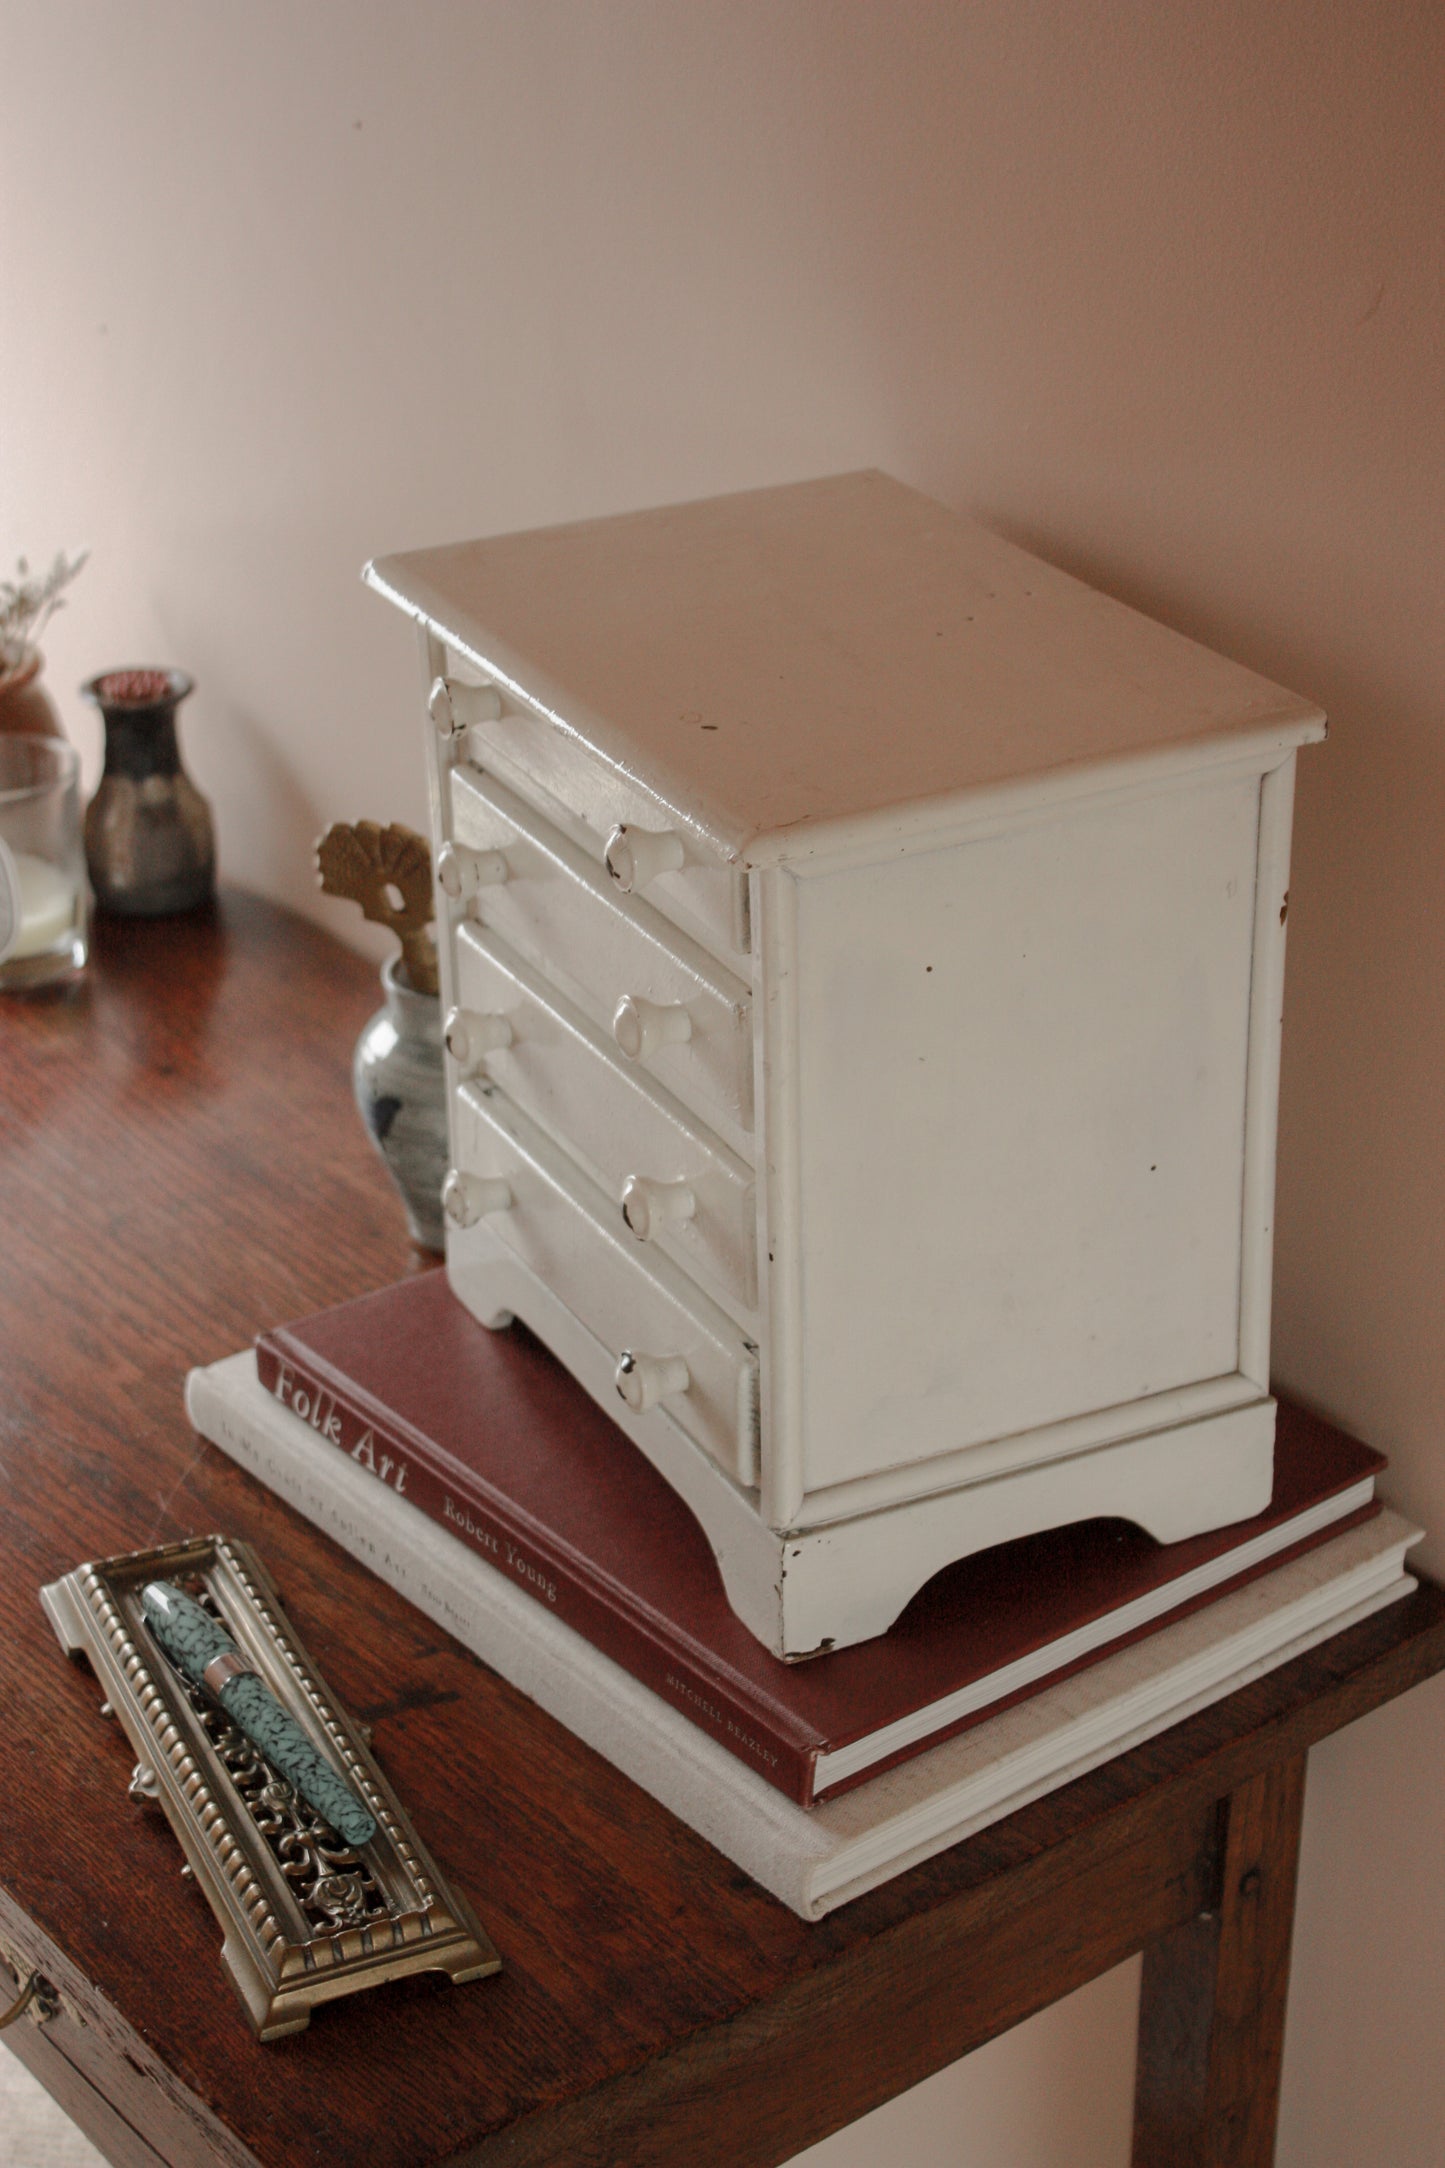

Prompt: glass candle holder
xmin=0 ymin=735 xmax=87 ymax=991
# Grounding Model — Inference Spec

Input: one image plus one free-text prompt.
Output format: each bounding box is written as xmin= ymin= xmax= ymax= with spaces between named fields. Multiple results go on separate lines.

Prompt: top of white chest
xmin=366 ymin=471 xmax=1324 ymax=866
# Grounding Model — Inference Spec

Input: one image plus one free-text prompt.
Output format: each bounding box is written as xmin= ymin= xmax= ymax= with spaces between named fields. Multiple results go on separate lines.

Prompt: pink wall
xmin=5 ymin=4 xmax=1442 ymax=2159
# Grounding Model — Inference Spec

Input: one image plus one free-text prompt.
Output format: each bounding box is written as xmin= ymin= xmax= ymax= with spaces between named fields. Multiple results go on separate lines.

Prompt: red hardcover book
xmin=255 ymin=1273 xmax=1383 ymax=1807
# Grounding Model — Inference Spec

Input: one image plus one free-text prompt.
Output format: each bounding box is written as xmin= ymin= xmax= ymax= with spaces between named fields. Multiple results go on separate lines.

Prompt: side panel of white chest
xmin=757 ymin=767 xmax=1281 ymax=1517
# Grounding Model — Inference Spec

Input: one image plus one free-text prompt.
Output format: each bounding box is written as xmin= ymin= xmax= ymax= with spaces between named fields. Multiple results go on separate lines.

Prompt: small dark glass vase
xmin=82 ymin=668 xmax=215 ymax=916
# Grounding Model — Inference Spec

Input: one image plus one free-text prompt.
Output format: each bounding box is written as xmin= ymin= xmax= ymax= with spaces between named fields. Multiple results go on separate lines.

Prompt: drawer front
xmin=449 ymin=761 xmax=755 ymax=1144
xmin=445 ymin=673 xmax=750 ymax=966
xmin=454 ymin=923 xmax=758 ymax=1312
xmin=454 ymin=1083 xmax=759 ymax=1485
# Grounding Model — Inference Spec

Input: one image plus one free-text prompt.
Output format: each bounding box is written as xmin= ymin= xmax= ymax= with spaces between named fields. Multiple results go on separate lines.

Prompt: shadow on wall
xmin=202 ymin=700 xmax=327 ymax=916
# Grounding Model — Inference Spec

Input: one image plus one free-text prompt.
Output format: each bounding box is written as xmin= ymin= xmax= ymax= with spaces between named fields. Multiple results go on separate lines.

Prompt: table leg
xmin=1131 ymin=1753 xmax=1307 ymax=2168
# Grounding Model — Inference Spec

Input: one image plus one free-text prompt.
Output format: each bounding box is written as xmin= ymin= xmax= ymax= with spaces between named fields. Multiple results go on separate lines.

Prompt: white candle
xmin=6 ymin=851 xmax=79 ymax=959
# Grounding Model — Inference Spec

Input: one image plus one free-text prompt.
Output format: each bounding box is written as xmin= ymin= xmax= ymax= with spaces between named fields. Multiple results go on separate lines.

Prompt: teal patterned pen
xmin=141 ymin=1582 xmax=376 ymax=1849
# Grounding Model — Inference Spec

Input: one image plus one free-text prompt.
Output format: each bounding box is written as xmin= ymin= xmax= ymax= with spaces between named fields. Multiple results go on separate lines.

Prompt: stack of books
xmin=187 ymin=1272 xmax=1418 ymax=1920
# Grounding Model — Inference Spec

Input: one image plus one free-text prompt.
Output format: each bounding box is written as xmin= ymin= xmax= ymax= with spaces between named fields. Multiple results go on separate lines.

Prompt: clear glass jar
xmin=0 ymin=735 xmax=87 ymax=991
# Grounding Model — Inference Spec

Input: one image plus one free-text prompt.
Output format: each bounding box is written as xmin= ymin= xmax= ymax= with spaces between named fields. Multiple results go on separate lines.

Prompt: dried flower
xmin=0 ymin=549 xmax=89 ymax=672
xmin=92 ymin=669 xmax=175 ymax=705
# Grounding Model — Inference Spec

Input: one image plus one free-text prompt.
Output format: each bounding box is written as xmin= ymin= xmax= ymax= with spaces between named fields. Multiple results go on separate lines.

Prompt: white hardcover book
xmin=188 ymin=1352 xmax=1419 ymax=1921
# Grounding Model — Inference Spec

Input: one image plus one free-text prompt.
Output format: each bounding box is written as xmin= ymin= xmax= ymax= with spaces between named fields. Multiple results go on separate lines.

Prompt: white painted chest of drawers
xmin=366 ymin=472 xmax=1325 ymax=1658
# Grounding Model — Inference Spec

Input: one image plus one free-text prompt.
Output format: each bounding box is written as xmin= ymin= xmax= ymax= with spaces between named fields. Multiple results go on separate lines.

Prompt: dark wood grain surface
xmin=2 ymin=891 xmax=1442 ymax=2168
xmin=1131 ymin=1756 xmax=1306 ymax=2167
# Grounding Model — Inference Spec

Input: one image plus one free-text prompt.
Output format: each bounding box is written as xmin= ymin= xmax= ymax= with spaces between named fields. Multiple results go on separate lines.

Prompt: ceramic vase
xmin=0 ymin=648 xmax=65 ymax=738
xmin=82 ymin=668 xmax=215 ymax=915
xmin=353 ymin=957 xmax=447 ymax=1252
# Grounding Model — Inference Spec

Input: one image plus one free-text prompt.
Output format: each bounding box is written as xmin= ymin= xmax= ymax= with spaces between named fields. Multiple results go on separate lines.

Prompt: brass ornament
xmin=42 ymin=1534 xmax=499 ymax=2038
xmin=316 ymin=820 xmax=438 ymax=995
xmin=0 ymin=1964 xmax=60 ymax=2032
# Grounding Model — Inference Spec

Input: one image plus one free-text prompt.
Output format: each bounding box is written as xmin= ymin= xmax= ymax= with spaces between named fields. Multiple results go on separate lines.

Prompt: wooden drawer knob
xmin=444 ymin=1007 xmax=514 ymax=1069
xmin=441 ymin=1170 xmax=512 ymax=1227
xmin=604 ymin=824 xmax=686 ymax=893
xmin=437 ymin=842 xmax=508 ymax=902
xmin=620 ymin=1175 xmax=696 ymax=1242
xmin=612 ymin=995 xmax=692 ymax=1062
xmin=429 ymin=677 xmax=502 ymax=739
xmin=614 ymin=1350 xmax=691 ymax=1413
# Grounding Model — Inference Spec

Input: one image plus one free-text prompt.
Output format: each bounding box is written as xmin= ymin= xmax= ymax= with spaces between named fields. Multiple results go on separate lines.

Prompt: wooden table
xmin=1 ymin=891 xmax=1441 ymax=2168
